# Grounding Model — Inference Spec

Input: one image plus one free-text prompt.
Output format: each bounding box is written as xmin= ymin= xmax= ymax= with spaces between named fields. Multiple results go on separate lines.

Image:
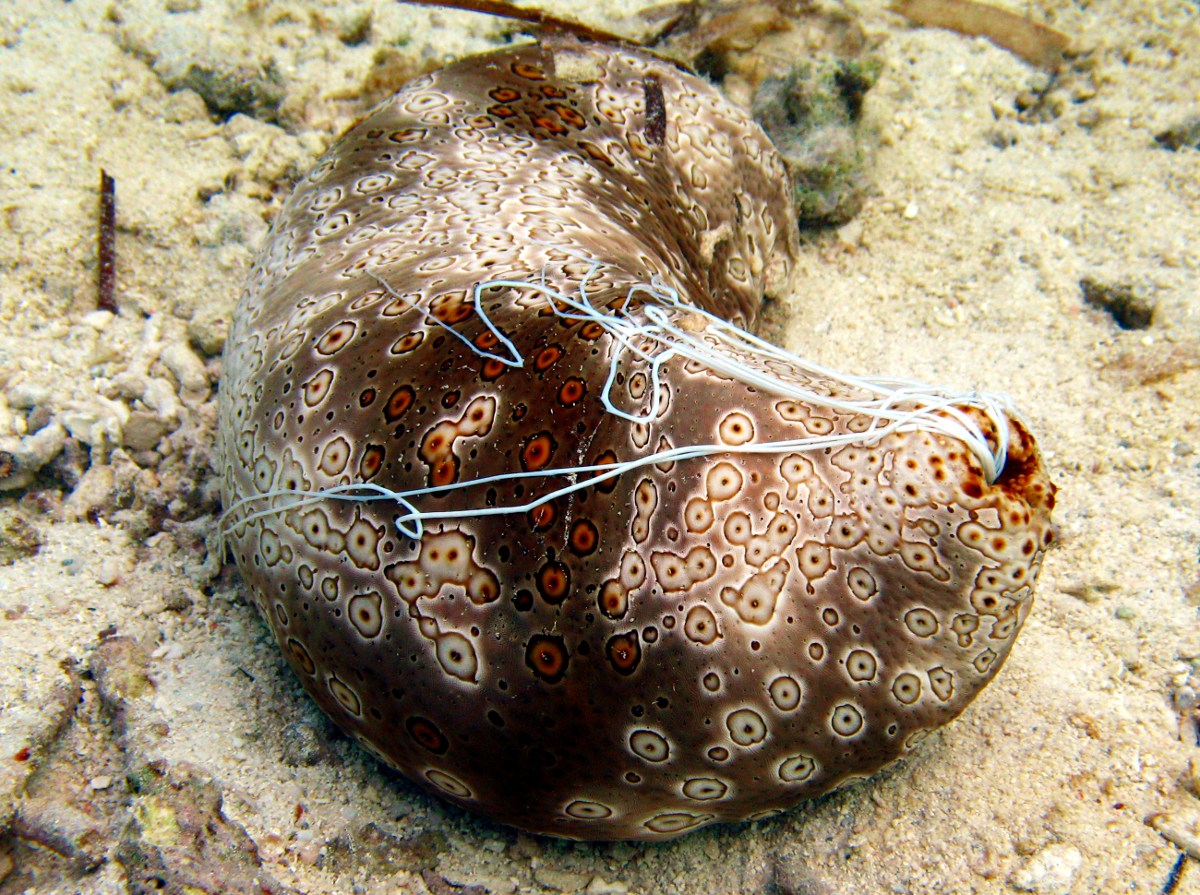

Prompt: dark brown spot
xmin=558 ymin=377 xmax=586 ymax=405
xmin=287 ymin=638 xmax=316 ymax=675
xmin=550 ymin=103 xmax=586 ymax=129
xmin=525 ymin=634 xmax=568 ymax=683
xmin=569 ymin=519 xmax=599 ymax=556
xmin=528 ymin=501 xmax=557 ymax=531
xmin=384 ymin=385 xmax=415 ymax=423
xmin=359 ymin=388 xmax=376 ymax=408
xmin=606 ymin=632 xmax=641 ymax=675
xmin=578 ymin=142 xmax=612 ymax=165
xmin=359 ymin=445 xmax=385 ymax=480
xmin=592 ymin=450 xmax=619 ymax=493
xmin=406 ymin=716 xmax=448 ymax=754
xmin=488 ymin=86 xmax=521 ymax=103
xmin=599 ymin=584 xmax=627 ymax=619
xmin=512 ymin=61 xmax=546 ymax=80
xmin=430 ymin=292 xmax=472 ymax=324
xmin=388 ymin=127 xmax=428 ymax=143
xmin=430 ymin=457 xmax=458 ymax=487
xmin=481 ymin=357 xmax=508 ymax=381
xmin=532 ymin=115 xmax=568 ymax=136
xmin=534 ymin=344 xmax=563 ymax=370
xmin=537 ymin=560 xmax=570 ymax=604
xmin=521 ymin=432 xmax=557 ymax=471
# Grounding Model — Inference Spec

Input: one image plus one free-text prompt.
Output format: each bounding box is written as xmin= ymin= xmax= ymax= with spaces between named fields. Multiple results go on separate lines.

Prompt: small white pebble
xmin=295 ymin=840 xmax=323 ymax=865
xmin=90 ymin=775 xmax=113 ymax=790
xmin=142 ymin=377 xmax=182 ymax=422
xmin=160 ymin=341 xmax=210 ymax=394
xmin=836 ymin=219 xmax=864 ymax=247
xmin=586 ymin=878 xmax=629 ymax=895
xmin=903 ymin=202 xmax=920 ymax=219
xmin=94 ymin=558 xmax=122 ymax=587
xmin=80 ymin=310 xmax=115 ymax=331
xmin=150 ymin=641 xmax=187 ymax=661
xmin=1009 ymin=844 xmax=1083 ymax=894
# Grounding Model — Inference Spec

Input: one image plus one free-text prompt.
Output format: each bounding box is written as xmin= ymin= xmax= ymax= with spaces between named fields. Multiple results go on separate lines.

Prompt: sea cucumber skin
xmin=218 ymin=39 xmax=1054 ymax=840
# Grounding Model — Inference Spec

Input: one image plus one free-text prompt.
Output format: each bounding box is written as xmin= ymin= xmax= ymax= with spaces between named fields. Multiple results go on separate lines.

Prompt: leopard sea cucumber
xmin=217 ymin=37 xmax=1055 ymax=840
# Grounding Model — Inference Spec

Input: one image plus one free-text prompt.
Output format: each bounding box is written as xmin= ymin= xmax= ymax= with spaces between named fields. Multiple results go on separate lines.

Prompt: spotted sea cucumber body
xmin=218 ymin=39 xmax=1055 ymax=840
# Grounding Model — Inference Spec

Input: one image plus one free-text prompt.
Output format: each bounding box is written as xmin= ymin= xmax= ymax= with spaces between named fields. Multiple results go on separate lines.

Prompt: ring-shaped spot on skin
xmin=831 ymin=703 xmax=864 ymax=738
xmin=682 ymin=777 xmax=729 ymax=801
xmin=726 ymin=708 xmax=767 ymax=747
xmin=525 ymin=634 xmax=569 ymax=683
xmin=778 ymin=754 xmax=818 ymax=783
xmin=845 ymin=649 xmax=877 ymax=683
xmin=768 ymin=675 xmax=802 ymax=711
xmin=629 ymin=729 xmax=670 ymax=763
xmin=426 ymin=768 xmax=472 ymax=799
xmin=565 ymin=800 xmax=614 ymax=820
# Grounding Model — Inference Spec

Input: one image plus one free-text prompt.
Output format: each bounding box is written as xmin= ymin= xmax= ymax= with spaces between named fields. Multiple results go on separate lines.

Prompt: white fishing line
xmin=221 ymin=249 xmax=1013 ymax=544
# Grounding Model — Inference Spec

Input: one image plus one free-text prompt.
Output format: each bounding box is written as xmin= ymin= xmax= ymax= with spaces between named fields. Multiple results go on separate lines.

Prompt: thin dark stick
xmin=97 ymin=169 xmax=117 ymax=314
xmin=402 ymin=0 xmax=635 ymax=45
xmin=643 ymin=76 xmax=667 ymax=144
xmin=1162 ymin=853 xmax=1187 ymax=895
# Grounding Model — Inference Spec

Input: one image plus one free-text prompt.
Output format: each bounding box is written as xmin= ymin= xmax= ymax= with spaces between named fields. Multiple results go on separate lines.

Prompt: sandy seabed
xmin=0 ymin=0 xmax=1198 ymax=893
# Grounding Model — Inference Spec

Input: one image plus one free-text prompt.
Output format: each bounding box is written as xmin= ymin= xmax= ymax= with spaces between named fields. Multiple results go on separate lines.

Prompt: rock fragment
xmin=1009 ymin=843 xmax=1084 ymax=894
xmin=121 ymin=411 xmax=172 ymax=452
xmin=0 ymin=508 xmax=41 ymax=565
xmin=1151 ymin=809 xmax=1200 ymax=860
xmin=0 ymin=423 xmax=67 ymax=491
xmin=116 ymin=764 xmax=296 ymax=895
xmin=1080 ymin=277 xmax=1156 ymax=330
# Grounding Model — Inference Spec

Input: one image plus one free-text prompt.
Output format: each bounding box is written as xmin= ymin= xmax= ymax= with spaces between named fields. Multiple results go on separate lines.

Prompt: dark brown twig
xmin=643 ymin=76 xmax=666 ymax=144
xmin=401 ymin=0 xmax=636 ymax=45
xmin=97 ymin=169 xmax=117 ymax=313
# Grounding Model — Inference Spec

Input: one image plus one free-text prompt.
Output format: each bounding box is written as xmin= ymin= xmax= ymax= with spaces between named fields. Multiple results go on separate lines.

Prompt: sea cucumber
xmin=217 ymin=37 xmax=1055 ymax=840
